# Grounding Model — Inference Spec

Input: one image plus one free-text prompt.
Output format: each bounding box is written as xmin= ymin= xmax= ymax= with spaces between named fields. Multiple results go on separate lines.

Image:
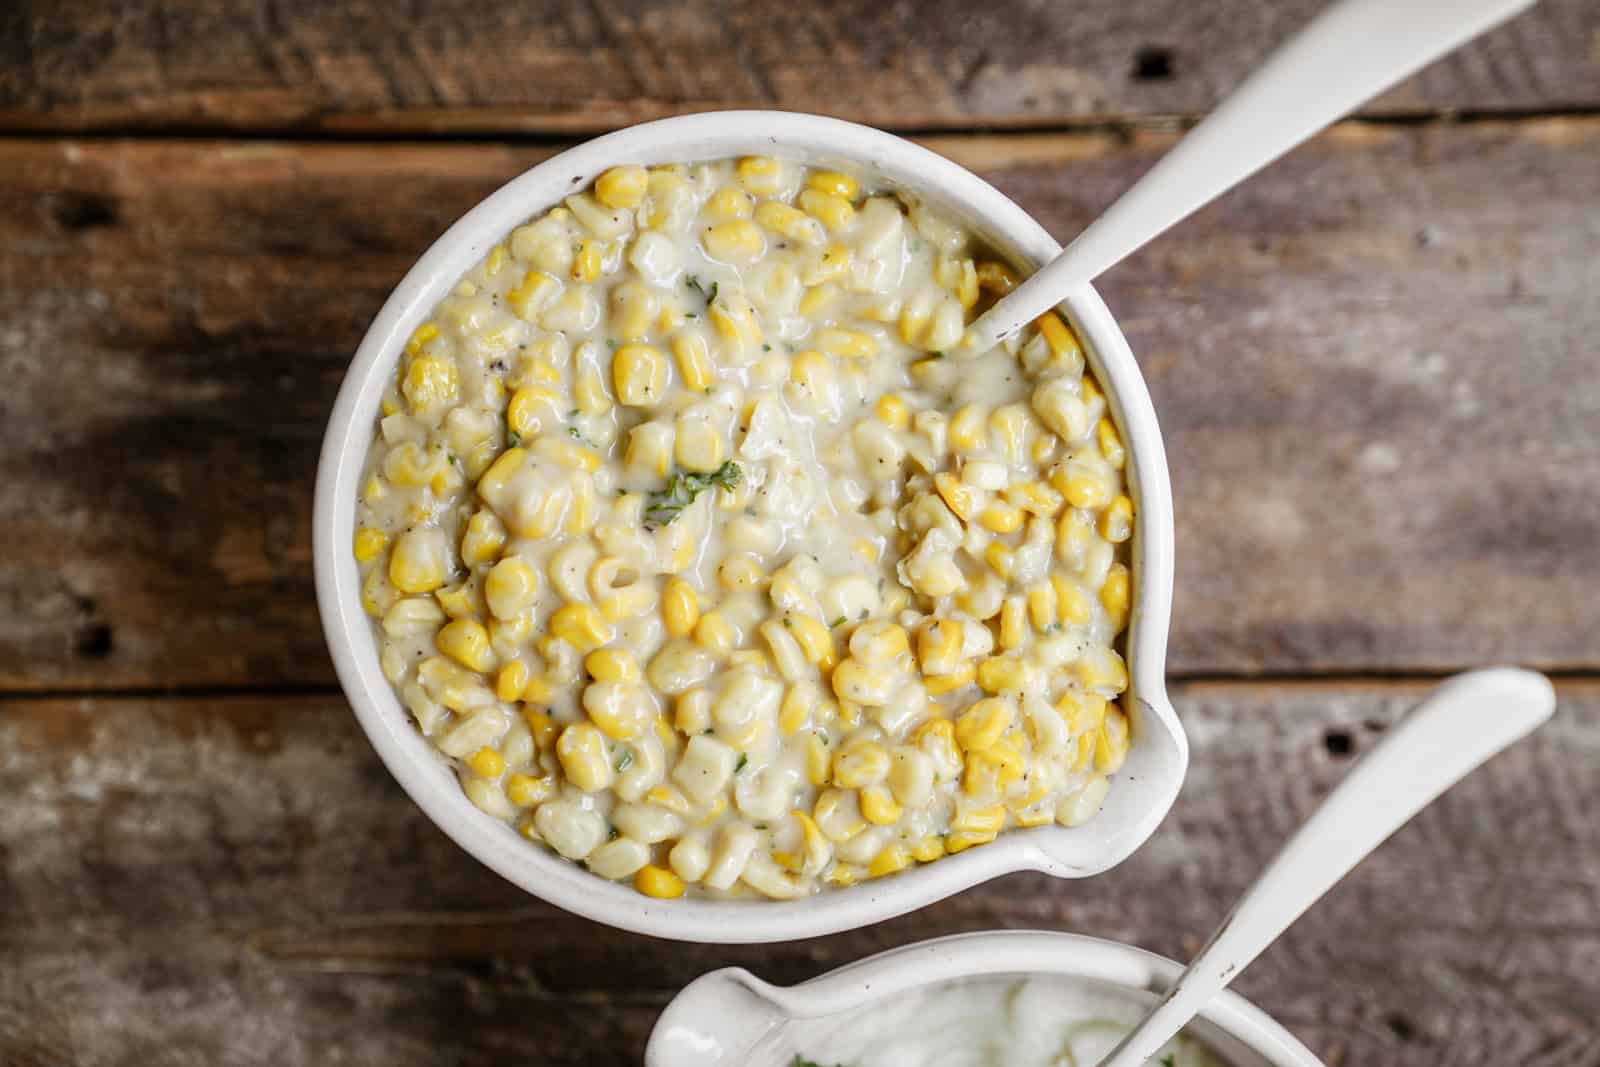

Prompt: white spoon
xmin=645 ymin=668 xmax=1554 ymax=1066
xmin=1092 ymin=666 xmax=1555 ymax=1067
xmin=965 ymin=0 xmax=1541 ymax=352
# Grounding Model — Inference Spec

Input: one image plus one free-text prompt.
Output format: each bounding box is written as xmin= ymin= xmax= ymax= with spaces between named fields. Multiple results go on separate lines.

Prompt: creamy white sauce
xmin=784 ymin=976 xmax=1230 ymax=1067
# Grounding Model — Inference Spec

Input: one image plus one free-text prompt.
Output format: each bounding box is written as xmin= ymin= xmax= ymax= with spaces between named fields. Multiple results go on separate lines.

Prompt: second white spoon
xmin=1093 ymin=666 xmax=1555 ymax=1067
xmin=965 ymin=0 xmax=1540 ymax=352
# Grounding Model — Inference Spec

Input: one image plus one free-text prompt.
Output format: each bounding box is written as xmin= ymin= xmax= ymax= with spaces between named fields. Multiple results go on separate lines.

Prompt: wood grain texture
xmin=2 ymin=120 xmax=1596 ymax=688
xmin=2 ymin=681 xmax=1595 ymax=1065
xmin=0 ymin=0 xmax=1596 ymax=135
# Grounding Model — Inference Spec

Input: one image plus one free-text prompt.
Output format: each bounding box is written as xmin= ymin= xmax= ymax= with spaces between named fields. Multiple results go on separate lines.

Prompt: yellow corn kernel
xmin=965 ymin=742 xmax=1024 ymax=794
xmin=754 ymin=200 xmax=823 ymax=244
xmin=1096 ymin=703 xmax=1131 ymax=773
xmin=1078 ymin=648 xmax=1130 ymax=694
xmin=1099 ymin=495 xmax=1134 ymax=544
xmin=693 ymin=610 xmax=737 ymax=654
xmin=505 ymin=386 xmax=557 ymax=440
xmin=405 ymin=321 xmax=441 ymax=356
xmin=1054 ymin=468 xmax=1112 ymax=511
xmin=353 ymin=527 xmax=388 ymax=563
xmin=522 ymin=707 xmax=560 ymax=748
xmin=945 ymin=829 xmax=998 ymax=854
xmin=705 ymin=184 xmax=754 ymax=220
xmin=1097 ymin=416 xmax=1127 ymax=468
xmin=1021 ymin=584 xmax=1054 ymax=632
xmin=661 ymin=578 xmax=700 ymax=638
xmin=718 ymin=555 xmax=764 ymax=592
xmin=917 ymin=619 xmax=962 ymax=669
xmin=403 ymin=353 xmax=459 ymax=412
xmin=612 ymin=343 xmax=668 ymax=407
xmin=736 ymin=155 xmax=784 ymax=195
xmin=506 ymin=773 xmax=553 ymax=807
xmin=672 ymin=332 xmax=714 ymax=391
xmin=798 ymin=285 xmax=839 ymax=318
xmin=949 ymin=257 xmax=980 ymax=310
xmin=867 ymin=842 xmax=912 ymax=879
xmin=977 ymin=504 xmax=1024 ymax=534
xmin=990 ymin=406 xmax=1028 ymax=465
xmin=575 ymin=365 xmax=613 ymax=416
xmin=849 ymin=621 xmax=909 ymax=663
xmin=984 ymin=542 xmax=1015 ymax=580
xmin=458 ymin=510 xmax=505 ymax=566
xmin=595 ymin=164 xmax=649 ymax=209
xmin=955 ymin=697 xmax=1015 ymax=753
xmin=433 ymin=582 xmax=475 ymax=620
xmin=875 ymin=394 xmax=910 ymax=430
xmin=542 ymin=437 xmax=602 ymax=474
xmin=702 ymin=219 xmax=765 ymax=263
xmin=853 ymin=538 xmax=881 ymax=565
xmin=506 ymin=270 xmax=561 ymax=321
xmin=549 ymin=602 xmax=613 ymax=652
xmin=909 ymin=357 xmax=944 ymax=382
xmin=815 ymin=327 xmax=878 ymax=360
xmin=825 ymin=865 xmax=861 ymax=888
xmin=556 ymin=722 xmax=614 ymax=792
xmin=934 ymin=472 xmax=979 ymax=522
xmin=496 ymin=661 xmax=531 ymax=702
xmin=924 ymin=663 xmax=975 ymax=696
xmin=999 ymin=596 xmax=1027 ymax=650
xmin=913 ymin=718 xmax=963 ymax=771
xmin=466 ymin=747 xmax=505 ymax=778
xmin=806 ymin=170 xmax=858 ymax=199
xmin=975 ymin=260 xmax=1018 ymax=294
xmin=832 ymin=740 xmax=890 ymax=789
xmin=585 ymin=648 xmax=641 ymax=684
xmin=805 ymin=731 xmax=831 ymax=787
xmin=859 ymin=785 xmax=902 ymax=826
xmin=1097 ymin=551 xmax=1130 ymax=617
xmin=361 ymin=475 xmax=387 ymax=504
xmin=798 ymin=188 xmax=855 ymax=231
xmin=945 ymin=408 xmax=987 ymax=455
xmin=484 ymin=557 xmax=539 ymax=620
xmin=675 ymin=416 xmax=726 ymax=473
xmin=952 ymin=801 xmax=1005 ymax=834
xmin=634 ymin=864 xmax=686 ymax=899
xmin=1046 ymin=573 xmax=1087 ymax=626
xmin=1035 ymin=311 xmax=1081 ymax=359
xmin=976 ymin=656 xmax=1028 ymax=694
xmin=910 ymin=836 xmax=946 ymax=863
xmin=436 ymin=618 xmax=495 ymax=673
xmin=572 ymin=239 xmax=603 ymax=282
xmin=779 ymin=683 xmax=817 ymax=736
xmin=784 ymin=614 xmax=834 ymax=668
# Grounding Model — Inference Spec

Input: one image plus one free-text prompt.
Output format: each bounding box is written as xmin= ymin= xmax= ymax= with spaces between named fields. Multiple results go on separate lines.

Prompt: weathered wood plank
xmin=1 ymin=120 xmax=1597 ymax=688
xmin=2 ymin=682 xmax=1595 ymax=1065
xmin=0 ymin=0 xmax=1595 ymax=135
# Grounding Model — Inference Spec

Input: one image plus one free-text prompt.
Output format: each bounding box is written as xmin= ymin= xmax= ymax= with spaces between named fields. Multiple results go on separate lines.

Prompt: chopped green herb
xmin=735 ymin=753 xmax=748 ymax=773
xmin=762 ymin=343 xmax=772 ymax=352
xmin=686 ymin=274 xmax=705 ymax=296
xmin=707 ymin=280 xmax=719 ymax=306
xmin=830 ymin=616 xmax=847 ymax=628
xmin=643 ymin=461 xmax=742 ymax=528
xmin=568 ymin=426 xmax=581 ymax=438
xmin=606 ymin=338 xmax=619 ymax=349
xmin=1159 ymin=1057 xmax=1176 ymax=1067
xmin=790 ymin=1058 xmax=850 ymax=1067
xmin=607 ymin=824 xmax=620 ymax=841
xmin=568 ymin=408 xmax=579 ymax=418
xmin=614 ymin=749 xmax=634 ymax=772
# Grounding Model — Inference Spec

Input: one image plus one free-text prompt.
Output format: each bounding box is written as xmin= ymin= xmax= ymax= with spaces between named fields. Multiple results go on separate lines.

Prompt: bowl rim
xmin=647 ymin=930 xmax=1326 ymax=1067
xmin=312 ymin=109 xmax=1184 ymax=943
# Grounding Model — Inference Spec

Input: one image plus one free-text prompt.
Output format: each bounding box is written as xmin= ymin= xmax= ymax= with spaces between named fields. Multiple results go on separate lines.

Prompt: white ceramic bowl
xmin=647 ymin=931 xmax=1325 ymax=1067
xmin=313 ymin=111 xmax=1185 ymax=943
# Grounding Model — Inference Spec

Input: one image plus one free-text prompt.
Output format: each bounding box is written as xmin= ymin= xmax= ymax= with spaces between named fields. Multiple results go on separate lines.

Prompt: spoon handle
xmin=1095 ymin=667 xmax=1555 ymax=1067
xmin=966 ymin=0 xmax=1539 ymax=351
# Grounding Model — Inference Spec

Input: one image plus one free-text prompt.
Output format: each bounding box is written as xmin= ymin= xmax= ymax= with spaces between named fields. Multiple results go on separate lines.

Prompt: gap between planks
xmin=0 ymin=103 xmax=1597 ymax=147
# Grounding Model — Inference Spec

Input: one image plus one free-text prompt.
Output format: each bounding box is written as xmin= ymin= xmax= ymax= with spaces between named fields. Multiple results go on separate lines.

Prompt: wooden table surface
xmin=3 ymin=2 xmax=1598 ymax=1064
